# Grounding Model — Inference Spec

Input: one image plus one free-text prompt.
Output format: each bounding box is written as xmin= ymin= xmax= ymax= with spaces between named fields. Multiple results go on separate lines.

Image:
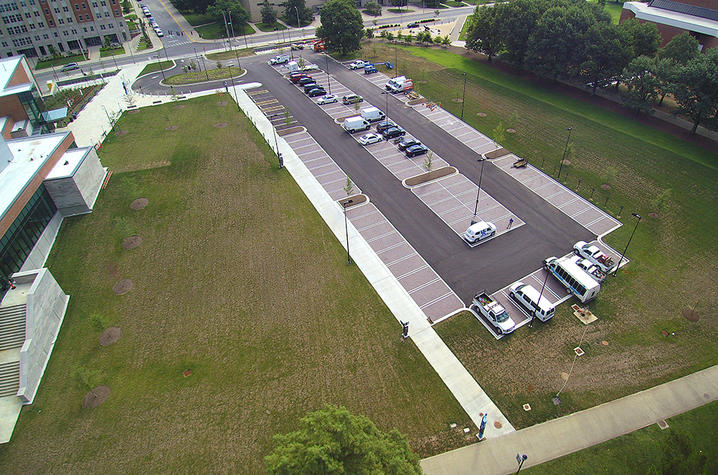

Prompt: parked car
xmin=375 ymin=120 xmax=397 ymax=133
xmin=464 ymin=221 xmax=497 ymax=243
xmin=364 ymin=64 xmax=378 ymax=74
xmin=298 ymin=77 xmax=316 ymax=86
xmin=359 ymin=133 xmax=383 ymax=145
xmin=349 ymin=60 xmax=367 ymax=70
xmin=302 ymin=82 xmax=319 ymax=93
xmin=405 ymin=144 xmax=429 ymax=158
xmin=307 ymin=87 xmax=326 ymax=97
xmin=573 ymin=241 xmax=616 ymax=273
xmin=155 ymin=28 xmax=164 ymax=37
xmin=301 ymin=64 xmax=319 ymax=71
xmin=290 ymin=74 xmax=310 ymax=83
xmin=407 ymin=22 xmax=419 ymax=28
xmin=317 ymin=94 xmax=338 ymax=105
xmin=381 ymin=126 xmax=406 ymax=140
xmin=397 ymin=137 xmax=421 ymax=151
xmin=61 ymin=62 xmax=80 ymax=72
xmin=342 ymin=94 xmax=363 ymax=105
xmin=291 ymin=43 xmax=304 ymax=50
xmin=270 ymin=55 xmax=290 ymax=65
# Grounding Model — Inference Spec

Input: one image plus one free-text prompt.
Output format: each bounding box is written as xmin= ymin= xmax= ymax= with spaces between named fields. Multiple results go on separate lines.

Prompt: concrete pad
xmin=360 ymin=221 xmax=395 ymax=240
xmin=423 ymin=295 xmax=465 ymax=322
xmin=367 ymin=232 xmax=405 ymax=253
xmin=386 ymin=254 xmax=426 ymax=276
xmin=399 ymin=266 xmax=440 ymax=290
xmin=410 ymin=280 xmax=453 ymax=307
xmin=377 ymin=242 xmax=415 ymax=261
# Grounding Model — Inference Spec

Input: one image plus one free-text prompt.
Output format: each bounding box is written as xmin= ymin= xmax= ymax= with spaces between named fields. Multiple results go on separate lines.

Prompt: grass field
xmin=99 ymin=46 xmax=125 ymax=58
xmin=528 ymin=401 xmax=718 ymax=473
xmin=138 ymin=60 xmax=173 ymax=76
xmin=255 ymin=21 xmax=286 ymax=32
xmin=163 ymin=67 xmax=245 ymax=85
xmin=0 ymin=95 xmax=475 ymax=472
xmin=35 ymin=53 xmax=87 ymax=70
xmin=178 ymin=11 xmax=215 ymax=26
xmin=205 ymin=48 xmax=254 ymax=61
xmin=459 ymin=15 xmax=472 ymax=41
xmin=196 ymin=22 xmax=254 ymax=39
xmin=361 ymin=41 xmax=718 ymax=428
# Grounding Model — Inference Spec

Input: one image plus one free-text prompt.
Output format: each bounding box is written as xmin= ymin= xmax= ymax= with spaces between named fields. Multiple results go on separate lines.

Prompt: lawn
xmin=205 ymin=48 xmax=254 ymax=60
xmin=0 ymin=95 xmax=474 ymax=472
xmin=528 ymin=401 xmax=718 ymax=473
xmin=255 ymin=21 xmax=286 ymax=32
xmin=163 ymin=66 xmax=244 ymax=85
xmin=361 ymin=42 xmax=718 ymax=428
xmin=459 ymin=15 xmax=472 ymax=41
xmin=178 ymin=11 xmax=215 ymax=26
xmin=35 ymin=53 xmax=87 ymax=70
xmin=138 ymin=60 xmax=174 ymax=76
xmin=196 ymin=22 xmax=254 ymax=39
xmin=99 ymin=46 xmax=125 ymax=57
xmin=590 ymin=0 xmax=625 ymax=24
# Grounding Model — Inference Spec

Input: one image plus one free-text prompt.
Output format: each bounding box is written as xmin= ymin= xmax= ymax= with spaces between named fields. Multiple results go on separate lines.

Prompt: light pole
xmin=516 ymin=454 xmax=528 ymax=474
xmin=529 ymin=270 xmax=550 ymax=328
xmin=557 ymin=126 xmax=572 ymax=181
xmin=343 ymin=199 xmax=354 ymax=264
xmin=227 ymin=12 xmax=241 ymax=112
xmin=614 ymin=213 xmax=641 ymax=276
xmin=156 ymin=55 xmax=166 ymax=81
xmin=471 ymin=157 xmax=486 ymax=225
xmin=325 ymin=54 xmax=332 ymax=94
xmin=294 ymin=5 xmax=301 ymax=32
xmin=460 ymin=72 xmax=467 ymax=120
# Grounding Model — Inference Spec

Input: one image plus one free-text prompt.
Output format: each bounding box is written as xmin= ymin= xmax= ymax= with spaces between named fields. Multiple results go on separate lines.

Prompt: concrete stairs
xmin=0 ymin=304 xmax=26 ymax=351
xmin=0 ymin=361 xmax=19 ymax=397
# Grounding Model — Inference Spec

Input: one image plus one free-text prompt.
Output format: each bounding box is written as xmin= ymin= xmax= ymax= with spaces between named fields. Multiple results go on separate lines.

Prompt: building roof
xmin=0 ymin=57 xmax=33 ymax=99
xmin=650 ymin=0 xmax=718 ymax=21
xmin=624 ymin=1 xmax=718 ymax=37
xmin=45 ymin=147 xmax=90 ymax=180
xmin=0 ymin=132 xmax=69 ymax=222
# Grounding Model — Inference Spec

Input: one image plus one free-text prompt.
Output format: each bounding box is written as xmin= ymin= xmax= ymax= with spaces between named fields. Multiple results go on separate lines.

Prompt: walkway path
xmin=421 ymin=364 xmax=718 ymax=474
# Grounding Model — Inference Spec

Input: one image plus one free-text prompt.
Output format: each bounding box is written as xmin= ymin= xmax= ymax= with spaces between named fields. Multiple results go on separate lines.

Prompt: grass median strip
xmin=163 ymin=67 xmax=245 ymax=85
xmin=138 ymin=60 xmax=174 ymax=76
xmin=205 ymin=48 xmax=254 ymax=61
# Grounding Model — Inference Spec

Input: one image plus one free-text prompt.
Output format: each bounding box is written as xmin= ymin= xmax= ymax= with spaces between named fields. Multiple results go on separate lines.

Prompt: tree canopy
xmin=260 ymin=0 xmax=276 ymax=25
xmin=317 ymin=0 xmax=364 ymax=55
xmin=205 ymin=0 xmax=248 ymax=27
xmin=284 ymin=0 xmax=313 ymax=27
xmin=264 ymin=404 xmax=421 ymax=474
xmin=673 ymin=48 xmax=718 ymax=134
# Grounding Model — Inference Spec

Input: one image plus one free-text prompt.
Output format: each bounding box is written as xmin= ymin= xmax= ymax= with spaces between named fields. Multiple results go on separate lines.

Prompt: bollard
xmin=605 ymin=195 xmax=610 ymax=207
xmin=576 ymin=178 xmax=581 ymax=191
xmin=618 ymin=205 xmax=624 ymax=218
xmin=590 ymin=187 xmax=595 ymax=201
xmin=541 ymin=156 xmax=545 ymax=168
xmin=564 ymin=168 xmax=569 ymax=182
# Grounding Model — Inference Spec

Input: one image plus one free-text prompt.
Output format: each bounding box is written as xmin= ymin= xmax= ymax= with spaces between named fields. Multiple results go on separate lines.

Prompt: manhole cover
xmin=105 ymin=263 xmax=118 ymax=277
xmin=657 ymin=420 xmax=669 ymax=430
xmin=600 ymin=183 xmax=611 ymax=190
xmin=506 ymin=128 xmax=516 ymax=134
xmin=122 ymin=235 xmax=142 ymax=250
xmin=112 ymin=279 xmax=133 ymax=295
xmin=493 ymin=421 xmax=502 ymax=429
xmin=523 ymin=403 xmax=531 ymax=411
xmin=214 ymin=122 xmax=228 ymax=128
xmin=477 ymin=112 xmax=487 ymax=117
xmin=82 ymin=386 xmax=110 ymax=408
xmin=166 ymin=125 xmax=178 ymax=131
xmin=99 ymin=327 xmax=122 ymax=346
xmin=561 ymin=372 xmax=569 ymax=381
xmin=130 ymin=198 xmax=148 ymax=210
xmin=682 ymin=308 xmax=699 ymax=322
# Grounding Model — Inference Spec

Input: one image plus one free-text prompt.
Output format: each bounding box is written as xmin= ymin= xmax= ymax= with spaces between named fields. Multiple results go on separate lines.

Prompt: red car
xmin=290 ymin=74 xmax=310 ymax=84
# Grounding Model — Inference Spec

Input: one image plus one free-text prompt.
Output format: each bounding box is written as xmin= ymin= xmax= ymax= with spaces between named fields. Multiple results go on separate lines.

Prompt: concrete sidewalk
xmin=421 ymin=365 xmax=718 ymax=474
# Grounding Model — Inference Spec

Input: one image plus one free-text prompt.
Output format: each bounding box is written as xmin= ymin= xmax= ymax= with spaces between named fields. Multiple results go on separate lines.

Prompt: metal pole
xmin=461 ymin=72 xmax=467 ymax=120
xmin=529 ymin=270 xmax=550 ymax=328
xmin=471 ymin=158 xmax=486 ymax=224
xmin=614 ymin=213 xmax=641 ymax=276
xmin=157 ymin=55 xmax=166 ymax=81
xmin=557 ymin=126 xmax=572 ymax=181
xmin=325 ymin=54 xmax=331 ymax=94
xmin=516 ymin=454 xmax=528 ymax=474
xmin=222 ymin=10 xmax=231 ymax=51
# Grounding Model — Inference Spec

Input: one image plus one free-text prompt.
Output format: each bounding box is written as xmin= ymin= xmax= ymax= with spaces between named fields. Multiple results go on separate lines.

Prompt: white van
xmin=360 ymin=107 xmax=385 ymax=123
xmin=464 ymin=221 xmax=496 ymax=243
xmin=509 ymin=281 xmax=556 ymax=322
xmin=287 ymin=60 xmax=299 ymax=72
xmin=386 ymin=76 xmax=406 ymax=92
xmin=343 ymin=116 xmax=370 ymax=133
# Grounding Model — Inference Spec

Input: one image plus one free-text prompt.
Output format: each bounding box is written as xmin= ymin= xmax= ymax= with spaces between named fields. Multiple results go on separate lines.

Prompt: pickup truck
xmin=573 ymin=256 xmax=607 ymax=283
xmin=471 ymin=292 xmax=516 ymax=335
xmin=364 ymin=64 xmax=378 ymax=74
xmin=573 ymin=241 xmax=616 ymax=274
xmin=349 ymin=60 xmax=367 ymax=70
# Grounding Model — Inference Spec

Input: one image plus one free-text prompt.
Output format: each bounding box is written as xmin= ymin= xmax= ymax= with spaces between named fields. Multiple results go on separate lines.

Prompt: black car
xmin=376 ymin=120 xmax=397 ymax=133
xmin=307 ymin=87 xmax=326 ymax=97
xmin=405 ymin=144 xmax=429 ymax=158
xmin=298 ymin=77 xmax=315 ymax=86
xmin=397 ymin=137 xmax=421 ymax=151
xmin=381 ymin=126 xmax=406 ymax=140
xmin=302 ymin=83 xmax=319 ymax=93
xmin=407 ymin=22 xmax=419 ymax=28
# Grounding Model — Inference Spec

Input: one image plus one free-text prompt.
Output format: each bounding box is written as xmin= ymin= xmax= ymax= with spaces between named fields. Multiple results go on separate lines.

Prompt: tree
xmin=499 ymin=0 xmax=544 ymax=66
xmin=171 ymin=0 xmax=212 ymax=13
xmin=618 ymin=18 xmax=660 ymax=58
xmin=284 ymin=0 xmax=313 ymax=27
xmin=621 ymin=55 xmax=660 ymax=113
xmin=673 ymin=48 xmax=718 ymax=134
xmin=581 ymin=22 xmax=632 ymax=94
xmin=260 ymin=0 xmax=276 ymax=25
xmin=265 ymin=405 xmax=421 ymax=474
xmin=653 ymin=57 xmax=679 ymax=106
xmin=206 ymin=0 xmax=249 ymax=30
xmin=364 ymin=1 xmax=381 ymax=16
xmin=466 ymin=5 xmax=503 ymax=61
xmin=659 ymin=32 xmax=700 ymax=66
xmin=316 ymin=0 xmax=364 ymax=55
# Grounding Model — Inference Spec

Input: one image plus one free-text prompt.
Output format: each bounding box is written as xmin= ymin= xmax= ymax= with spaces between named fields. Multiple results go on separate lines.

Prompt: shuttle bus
xmin=544 ymin=255 xmax=600 ymax=303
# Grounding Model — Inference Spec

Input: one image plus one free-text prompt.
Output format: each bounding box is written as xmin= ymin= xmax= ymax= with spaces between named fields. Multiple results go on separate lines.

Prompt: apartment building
xmin=0 ymin=0 xmax=130 ymax=59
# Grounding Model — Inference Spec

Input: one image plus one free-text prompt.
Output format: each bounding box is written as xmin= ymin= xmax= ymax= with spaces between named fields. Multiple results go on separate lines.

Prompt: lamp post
xmin=516 ymin=454 xmax=528 ymax=474
xmin=557 ymin=126 xmax=572 ymax=181
xmin=156 ymin=55 xmax=166 ymax=81
xmin=227 ymin=12 xmax=241 ymax=111
xmin=343 ymin=199 xmax=354 ymax=264
xmin=460 ymin=72 xmax=467 ymax=120
xmin=614 ymin=213 xmax=641 ymax=276
xmin=325 ymin=54 xmax=332 ymax=94
xmin=529 ymin=270 xmax=550 ymax=328
xmin=471 ymin=157 xmax=486 ymax=225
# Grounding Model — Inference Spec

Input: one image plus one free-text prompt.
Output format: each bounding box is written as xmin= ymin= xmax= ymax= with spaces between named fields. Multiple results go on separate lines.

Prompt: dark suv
xmin=397 ymin=137 xmax=421 ymax=151
xmin=381 ymin=126 xmax=406 ymax=140
xmin=376 ymin=120 xmax=397 ymax=134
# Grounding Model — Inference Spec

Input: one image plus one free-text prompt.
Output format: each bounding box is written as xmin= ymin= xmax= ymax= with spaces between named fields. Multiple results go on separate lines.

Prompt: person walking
xmin=507 ymin=218 xmax=514 ymax=229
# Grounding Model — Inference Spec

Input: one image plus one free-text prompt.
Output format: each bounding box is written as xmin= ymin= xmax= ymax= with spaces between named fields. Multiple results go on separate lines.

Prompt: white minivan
xmin=509 ymin=281 xmax=556 ymax=322
xmin=343 ymin=116 xmax=370 ymax=133
xmin=464 ymin=221 xmax=496 ymax=243
xmin=360 ymin=106 xmax=385 ymax=123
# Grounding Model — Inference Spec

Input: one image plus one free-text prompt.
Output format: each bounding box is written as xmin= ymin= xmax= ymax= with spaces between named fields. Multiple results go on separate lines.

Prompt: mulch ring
xmin=99 ymin=327 xmax=122 ymax=346
xmin=173 ymin=105 xmax=185 ymax=110
xmin=561 ymin=159 xmax=571 ymax=165
xmin=214 ymin=122 xmax=228 ymax=128
xmin=113 ymin=279 xmax=133 ymax=295
xmin=82 ymin=386 xmax=111 ymax=408
xmin=166 ymin=125 xmax=179 ymax=131
xmin=682 ymin=307 xmax=700 ymax=322
xmin=648 ymin=212 xmax=659 ymax=219
xmin=130 ymin=198 xmax=148 ymax=210
xmin=115 ymin=130 xmax=129 ymax=136
xmin=506 ymin=128 xmax=516 ymax=134
xmin=122 ymin=235 xmax=142 ymax=250
xmin=217 ymin=101 xmax=228 ymax=106
xmin=600 ymin=183 xmax=611 ymax=190
xmin=477 ymin=112 xmax=487 ymax=117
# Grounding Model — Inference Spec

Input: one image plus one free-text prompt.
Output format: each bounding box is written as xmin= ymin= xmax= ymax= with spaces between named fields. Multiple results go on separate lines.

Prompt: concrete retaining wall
xmin=44 ymin=147 xmax=106 ymax=217
xmin=20 ymin=212 xmax=63 ymax=272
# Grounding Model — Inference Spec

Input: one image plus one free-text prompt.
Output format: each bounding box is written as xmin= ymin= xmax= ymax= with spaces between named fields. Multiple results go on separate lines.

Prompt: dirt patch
xmin=115 ymin=130 xmax=129 ymax=136
xmin=600 ymin=183 xmax=611 ymax=190
xmin=278 ymin=126 xmax=304 ymax=136
xmin=682 ymin=308 xmax=700 ymax=322
xmin=214 ymin=122 xmax=228 ymax=128
xmin=82 ymin=386 xmax=110 ymax=408
xmin=112 ymin=279 xmax=133 ymax=295
xmin=105 ymin=263 xmax=119 ymax=277
xmin=99 ymin=327 xmax=122 ymax=346
xmin=485 ymin=148 xmax=510 ymax=159
xmin=166 ymin=125 xmax=179 ymax=131
xmin=338 ymin=194 xmax=367 ymax=208
xmin=122 ymin=235 xmax=142 ymax=250
xmin=130 ymin=198 xmax=148 ymax=210
xmin=602 ymin=340 xmax=610 ymax=346
xmin=506 ymin=128 xmax=516 ymax=134
xmin=649 ymin=212 xmax=659 ymax=219
xmin=405 ymin=166 xmax=456 ymax=186
xmin=477 ymin=112 xmax=487 ymax=117
xmin=173 ymin=105 xmax=185 ymax=110
xmin=415 ymin=79 xmax=428 ymax=84
xmin=560 ymin=372 xmax=569 ymax=381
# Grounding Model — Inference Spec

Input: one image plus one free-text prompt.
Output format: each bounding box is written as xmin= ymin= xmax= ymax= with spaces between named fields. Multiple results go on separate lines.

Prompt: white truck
xmin=343 ymin=116 xmax=371 ymax=133
xmin=385 ymin=76 xmax=414 ymax=93
xmin=573 ymin=241 xmax=616 ymax=274
xmin=471 ymin=292 xmax=516 ymax=335
xmin=571 ymin=255 xmax=607 ymax=283
xmin=360 ymin=107 xmax=385 ymax=122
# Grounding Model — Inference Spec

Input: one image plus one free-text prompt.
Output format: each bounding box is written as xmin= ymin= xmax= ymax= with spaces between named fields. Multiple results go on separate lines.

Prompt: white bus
xmin=544 ymin=255 xmax=600 ymax=303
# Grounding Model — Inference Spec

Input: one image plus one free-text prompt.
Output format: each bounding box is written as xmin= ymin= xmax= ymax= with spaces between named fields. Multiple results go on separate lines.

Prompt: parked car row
xmin=140 ymin=4 xmax=163 ymax=36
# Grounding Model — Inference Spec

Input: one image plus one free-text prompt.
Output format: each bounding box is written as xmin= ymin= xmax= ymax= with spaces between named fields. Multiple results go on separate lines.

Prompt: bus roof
xmin=558 ymin=255 xmax=601 ymax=291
